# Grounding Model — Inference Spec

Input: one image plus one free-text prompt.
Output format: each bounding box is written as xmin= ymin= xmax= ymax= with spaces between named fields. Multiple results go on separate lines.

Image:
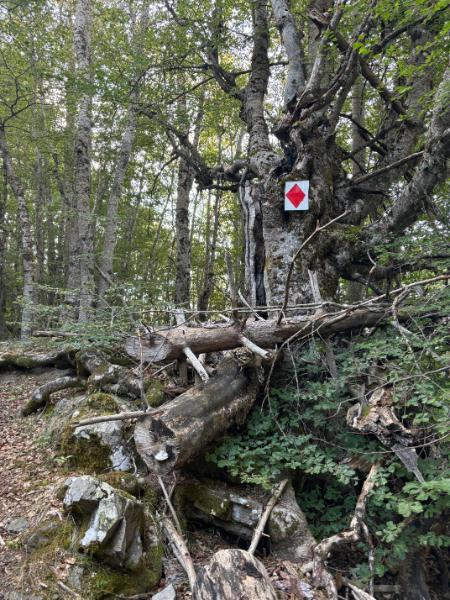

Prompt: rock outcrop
xmin=61 ymin=475 xmax=162 ymax=578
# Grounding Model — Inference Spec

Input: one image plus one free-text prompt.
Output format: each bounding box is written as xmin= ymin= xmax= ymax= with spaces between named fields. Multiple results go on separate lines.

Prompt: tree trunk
xmin=97 ymin=3 xmax=150 ymax=300
xmin=174 ymin=95 xmax=204 ymax=308
xmin=0 ymin=126 xmax=35 ymax=339
xmin=73 ymin=0 xmax=94 ymax=323
xmin=0 ymin=158 xmax=8 ymax=337
xmin=398 ymin=550 xmax=431 ymax=600
xmin=127 ymin=306 xmax=389 ymax=363
xmin=197 ymin=189 xmax=221 ymax=316
xmin=193 ymin=549 xmax=278 ymax=600
xmin=134 ymin=355 xmax=258 ymax=473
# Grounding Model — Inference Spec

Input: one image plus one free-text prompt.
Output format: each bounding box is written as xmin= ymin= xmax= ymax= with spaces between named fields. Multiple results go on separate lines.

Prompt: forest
xmin=0 ymin=0 xmax=449 ymax=599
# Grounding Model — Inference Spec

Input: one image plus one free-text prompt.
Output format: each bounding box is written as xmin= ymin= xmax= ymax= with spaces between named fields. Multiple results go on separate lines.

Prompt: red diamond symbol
xmin=286 ymin=184 xmax=305 ymax=208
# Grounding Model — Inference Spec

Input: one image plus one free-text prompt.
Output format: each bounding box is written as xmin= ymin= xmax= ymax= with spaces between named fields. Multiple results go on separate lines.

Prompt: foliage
xmin=209 ymin=287 xmax=450 ymax=575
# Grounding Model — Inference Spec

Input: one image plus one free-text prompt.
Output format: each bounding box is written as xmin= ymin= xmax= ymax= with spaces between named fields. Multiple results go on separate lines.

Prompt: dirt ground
xmin=0 ymin=368 xmax=70 ymax=598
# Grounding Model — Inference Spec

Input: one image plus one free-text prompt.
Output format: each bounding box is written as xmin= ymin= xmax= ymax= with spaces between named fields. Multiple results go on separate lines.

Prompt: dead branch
xmin=72 ymin=409 xmax=162 ymax=427
xmin=174 ymin=309 xmax=209 ymax=383
xmin=248 ymin=478 xmax=288 ymax=554
xmin=313 ymin=465 xmax=379 ymax=598
xmin=22 ymin=376 xmax=86 ymax=416
xmin=161 ymin=515 xmax=197 ymax=591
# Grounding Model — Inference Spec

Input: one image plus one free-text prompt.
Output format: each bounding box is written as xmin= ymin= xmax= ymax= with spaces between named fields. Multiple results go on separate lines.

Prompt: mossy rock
xmin=99 ymin=472 xmax=141 ymax=496
xmin=145 ymin=380 xmax=165 ymax=408
xmin=84 ymin=392 xmax=118 ymax=414
xmin=177 ymin=482 xmax=232 ymax=520
xmin=59 ymin=425 xmax=113 ymax=473
xmin=27 ymin=521 xmax=162 ymax=600
xmin=85 ymin=547 xmax=163 ymax=599
xmin=27 ymin=518 xmax=77 ymax=560
xmin=54 ymin=392 xmax=134 ymax=473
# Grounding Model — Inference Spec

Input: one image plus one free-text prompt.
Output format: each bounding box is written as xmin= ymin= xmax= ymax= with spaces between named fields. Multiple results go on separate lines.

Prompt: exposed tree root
xmin=22 ymin=376 xmax=86 ymax=416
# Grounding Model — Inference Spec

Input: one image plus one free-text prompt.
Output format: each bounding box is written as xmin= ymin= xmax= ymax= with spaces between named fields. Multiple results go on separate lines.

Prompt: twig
xmin=162 ymin=516 xmax=197 ymax=591
xmin=238 ymin=289 xmax=265 ymax=321
xmin=56 ymin=580 xmax=81 ymax=598
xmin=150 ymin=360 xmax=176 ymax=376
xmin=174 ymin=309 xmax=209 ymax=383
xmin=157 ymin=474 xmax=183 ymax=535
xmin=248 ymin=478 xmax=288 ymax=554
xmin=278 ymin=211 xmax=349 ymax=325
xmin=73 ymin=409 xmax=161 ymax=427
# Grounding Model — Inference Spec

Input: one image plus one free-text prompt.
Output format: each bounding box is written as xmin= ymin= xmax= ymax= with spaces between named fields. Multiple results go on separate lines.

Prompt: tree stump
xmin=193 ymin=549 xmax=277 ymax=600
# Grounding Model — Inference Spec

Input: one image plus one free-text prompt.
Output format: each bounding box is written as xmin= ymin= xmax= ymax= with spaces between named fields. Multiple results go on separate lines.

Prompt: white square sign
xmin=285 ymin=181 xmax=309 ymax=211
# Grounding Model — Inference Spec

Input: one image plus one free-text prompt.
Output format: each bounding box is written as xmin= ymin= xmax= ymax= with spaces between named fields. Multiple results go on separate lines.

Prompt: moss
xmin=85 ymin=547 xmax=163 ymax=599
xmin=59 ymin=425 xmax=112 ymax=473
xmin=85 ymin=392 xmax=118 ymax=414
xmin=99 ymin=472 xmax=141 ymax=496
xmin=179 ymin=483 xmax=231 ymax=519
xmin=142 ymin=485 xmax=159 ymax=513
xmin=145 ymin=380 xmax=165 ymax=408
xmin=29 ymin=519 xmax=77 ymax=560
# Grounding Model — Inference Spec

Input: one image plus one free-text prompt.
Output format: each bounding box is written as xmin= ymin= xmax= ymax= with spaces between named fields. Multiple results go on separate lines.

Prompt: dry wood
xmin=193 ymin=549 xmax=278 ymax=600
xmin=23 ymin=376 xmax=86 ymax=416
xmin=134 ymin=354 xmax=257 ymax=473
xmin=73 ymin=409 xmax=161 ymax=427
xmin=162 ymin=515 xmax=197 ymax=591
xmin=313 ymin=465 xmax=378 ymax=599
xmin=174 ymin=309 xmax=209 ymax=382
xmin=127 ymin=305 xmax=389 ymax=363
xmin=248 ymin=478 xmax=288 ymax=554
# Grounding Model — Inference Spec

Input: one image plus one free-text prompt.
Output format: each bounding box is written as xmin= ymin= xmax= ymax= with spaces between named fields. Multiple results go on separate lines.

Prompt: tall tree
xmin=73 ymin=0 xmax=94 ymax=323
xmin=98 ymin=1 xmax=151 ymax=300
xmin=0 ymin=125 xmax=35 ymax=339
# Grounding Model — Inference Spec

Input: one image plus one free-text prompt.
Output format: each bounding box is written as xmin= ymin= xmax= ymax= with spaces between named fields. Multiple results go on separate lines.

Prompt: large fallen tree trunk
xmin=0 ymin=349 xmax=75 ymax=370
xmin=126 ymin=306 xmax=390 ymax=363
xmin=134 ymin=353 xmax=258 ymax=474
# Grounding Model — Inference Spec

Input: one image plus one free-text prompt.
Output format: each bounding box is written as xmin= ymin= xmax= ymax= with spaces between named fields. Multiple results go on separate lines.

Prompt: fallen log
xmin=22 ymin=376 xmax=86 ymax=416
xmin=0 ymin=349 xmax=75 ymax=370
xmin=175 ymin=478 xmax=317 ymax=563
xmin=134 ymin=353 xmax=258 ymax=474
xmin=192 ymin=549 xmax=278 ymax=600
xmin=126 ymin=306 xmax=389 ymax=363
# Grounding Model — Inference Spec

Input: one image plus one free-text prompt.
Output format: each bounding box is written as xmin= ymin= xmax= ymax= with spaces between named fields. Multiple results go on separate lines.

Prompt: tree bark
xmin=73 ymin=0 xmax=94 ymax=323
xmin=0 ymin=125 xmax=35 ymax=339
xmin=174 ymin=94 xmax=204 ymax=308
xmin=126 ymin=306 xmax=389 ymax=363
xmin=192 ymin=549 xmax=278 ymax=600
xmin=134 ymin=355 xmax=258 ymax=473
xmin=22 ymin=376 xmax=86 ymax=416
xmin=97 ymin=3 xmax=150 ymax=300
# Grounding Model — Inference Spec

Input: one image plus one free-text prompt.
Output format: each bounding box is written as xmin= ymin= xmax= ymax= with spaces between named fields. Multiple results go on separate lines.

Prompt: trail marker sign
xmin=285 ymin=181 xmax=309 ymax=211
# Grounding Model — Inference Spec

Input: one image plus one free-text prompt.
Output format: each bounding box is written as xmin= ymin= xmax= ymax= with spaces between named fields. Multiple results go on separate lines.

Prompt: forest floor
xmin=0 ymin=368 xmax=296 ymax=600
